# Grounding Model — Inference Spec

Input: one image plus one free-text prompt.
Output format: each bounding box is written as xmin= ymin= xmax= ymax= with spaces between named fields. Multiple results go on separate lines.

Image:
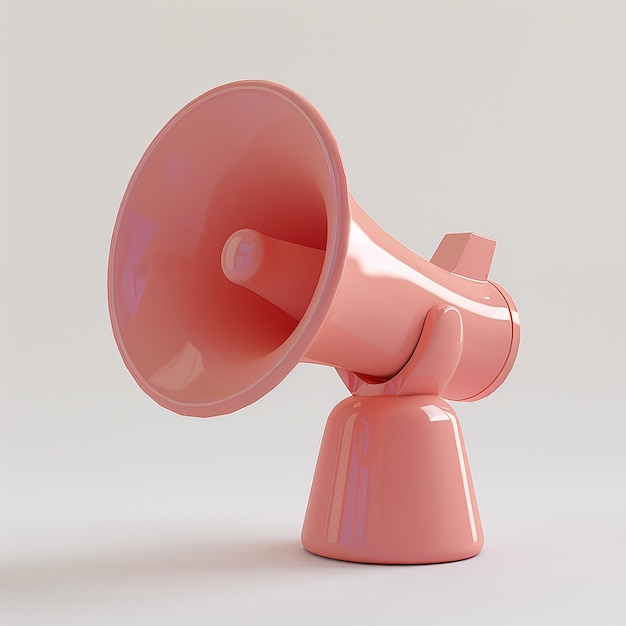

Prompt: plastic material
xmin=302 ymin=304 xmax=483 ymax=563
xmin=107 ymin=80 xmax=520 ymax=565
xmin=108 ymin=80 xmax=519 ymax=417
xmin=301 ymin=394 xmax=483 ymax=564
xmin=221 ymin=229 xmax=324 ymax=321
xmin=430 ymin=232 xmax=496 ymax=281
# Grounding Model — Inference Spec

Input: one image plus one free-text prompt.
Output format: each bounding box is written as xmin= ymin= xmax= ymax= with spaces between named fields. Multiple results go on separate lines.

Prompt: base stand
xmin=301 ymin=394 xmax=483 ymax=564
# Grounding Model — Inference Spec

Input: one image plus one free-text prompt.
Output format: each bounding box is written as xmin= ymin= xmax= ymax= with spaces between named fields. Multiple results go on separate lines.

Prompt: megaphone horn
xmin=108 ymin=80 xmax=520 ymax=564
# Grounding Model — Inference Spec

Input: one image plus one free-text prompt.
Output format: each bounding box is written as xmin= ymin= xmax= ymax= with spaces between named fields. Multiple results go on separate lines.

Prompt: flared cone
xmin=108 ymin=80 xmax=519 ymax=418
xmin=108 ymin=81 xmax=351 ymax=417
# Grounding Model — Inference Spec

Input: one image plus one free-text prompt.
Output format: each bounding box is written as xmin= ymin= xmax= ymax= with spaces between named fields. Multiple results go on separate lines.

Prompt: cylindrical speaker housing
xmin=303 ymin=195 xmax=519 ymax=401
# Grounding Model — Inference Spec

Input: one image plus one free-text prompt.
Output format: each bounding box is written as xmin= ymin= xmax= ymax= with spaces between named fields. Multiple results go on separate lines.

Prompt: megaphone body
xmin=108 ymin=80 xmax=520 ymax=564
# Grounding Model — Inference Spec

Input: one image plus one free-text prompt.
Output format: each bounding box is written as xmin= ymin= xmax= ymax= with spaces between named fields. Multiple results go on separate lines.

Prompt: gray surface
xmin=1 ymin=1 xmax=625 ymax=624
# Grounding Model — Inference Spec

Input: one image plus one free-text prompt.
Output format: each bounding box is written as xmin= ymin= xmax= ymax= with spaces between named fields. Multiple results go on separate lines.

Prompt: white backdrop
xmin=1 ymin=1 xmax=625 ymax=624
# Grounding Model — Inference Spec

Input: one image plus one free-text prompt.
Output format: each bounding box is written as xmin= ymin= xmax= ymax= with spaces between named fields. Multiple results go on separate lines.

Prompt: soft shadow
xmin=0 ymin=534 xmax=348 ymax=596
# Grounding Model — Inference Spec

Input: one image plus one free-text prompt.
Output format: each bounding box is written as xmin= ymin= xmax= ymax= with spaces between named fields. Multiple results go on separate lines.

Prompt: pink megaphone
xmin=108 ymin=80 xmax=520 ymax=564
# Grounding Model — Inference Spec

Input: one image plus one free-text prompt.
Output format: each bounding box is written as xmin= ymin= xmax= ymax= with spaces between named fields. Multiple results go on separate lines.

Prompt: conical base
xmin=301 ymin=394 xmax=484 ymax=564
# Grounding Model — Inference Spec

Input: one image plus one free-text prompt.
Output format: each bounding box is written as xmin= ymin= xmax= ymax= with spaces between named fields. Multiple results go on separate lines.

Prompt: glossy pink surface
xmin=221 ymin=229 xmax=324 ymax=321
xmin=430 ymin=232 xmax=496 ymax=281
xmin=303 ymin=196 xmax=519 ymax=401
xmin=108 ymin=80 xmax=520 ymax=565
xmin=108 ymin=80 xmax=519 ymax=415
xmin=108 ymin=81 xmax=351 ymax=417
xmin=338 ymin=305 xmax=464 ymax=398
xmin=301 ymin=394 xmax=483 ymax=564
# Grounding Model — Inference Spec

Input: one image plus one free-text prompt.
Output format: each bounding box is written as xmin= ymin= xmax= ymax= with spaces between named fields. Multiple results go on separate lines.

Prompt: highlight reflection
xmin=423 ymin=404 xmax=478 ymax=543
xmin=326 ymin=411 xmax=371 ymax=547
xmin=120 ymin=211 xmax=159 ymax=319
xmin=148 ymin=341 xmax=205 ymax=393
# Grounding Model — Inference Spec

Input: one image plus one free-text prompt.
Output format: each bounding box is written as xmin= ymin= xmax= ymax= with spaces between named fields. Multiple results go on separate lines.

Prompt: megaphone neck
xmin=221 ymin=228 xmax=325 ymax=321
